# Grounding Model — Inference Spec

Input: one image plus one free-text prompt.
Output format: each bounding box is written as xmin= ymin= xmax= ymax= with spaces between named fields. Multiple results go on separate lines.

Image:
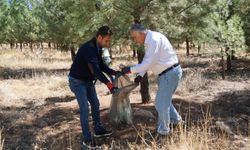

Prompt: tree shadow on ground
xmin=202 ymin=58 xmax=250 ymax=81
xmin=211 ymin=89 xmax=250 ymax=135
xmin=180 ymin=60 xmax=210 ymax=69
xmin=0 ymin=101 xmax=42 ymax=150
xmin=175 ymin=89 xmax=250 ymax=136
xmin=45 ymin=96 xmax=75 ymax=104
xmin=225 ymin=68 xmax=250 ymax=82
xmin=0 ymin=95 xmax=77 ymax=149
xmin=0 ymin=67 xmax=68 ymax=79
xmin=42 ymin=57 xmax=71 ymax=63
xmin=98 ymin=89 xmax=250 ymax=148
xmin=1 ymin=89 xmax=249 ymax=149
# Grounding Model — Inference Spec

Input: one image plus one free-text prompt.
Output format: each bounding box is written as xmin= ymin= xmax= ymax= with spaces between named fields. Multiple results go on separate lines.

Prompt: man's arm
xmin=130 ymin=39 xmax=159 ymax=73
xmin=99 ymin=57 xmax=116 ymax=75
xmin=84 ymin=49 xmax=110 ymax=84
xmin=138 ymin=71 xmax=146 ymax=77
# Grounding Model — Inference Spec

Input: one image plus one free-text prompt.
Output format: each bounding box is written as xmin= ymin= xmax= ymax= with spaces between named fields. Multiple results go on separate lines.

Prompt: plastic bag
xmin=109 ymin=74 xmax=138 ymax=126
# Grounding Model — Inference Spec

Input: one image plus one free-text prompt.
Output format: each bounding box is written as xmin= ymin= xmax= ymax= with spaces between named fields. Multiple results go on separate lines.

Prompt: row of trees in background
xmin=0 ymin=0 xmax=249 ymax=103
xmin=0 ymin=0 xmax=249 ymax=53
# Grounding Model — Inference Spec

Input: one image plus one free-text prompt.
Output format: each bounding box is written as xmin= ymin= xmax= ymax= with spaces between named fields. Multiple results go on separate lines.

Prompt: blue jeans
xmin=68 ymin=76 xmax=101 ymax=140
xmin=155 ymin=65 xmax=182 ymax=135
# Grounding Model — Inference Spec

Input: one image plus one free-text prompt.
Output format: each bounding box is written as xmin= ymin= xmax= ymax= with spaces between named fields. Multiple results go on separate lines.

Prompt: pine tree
xmin=0 ymin=0 xmax=8 ymax=43
xmin=208 ymin=0 xmax=246 ymax=71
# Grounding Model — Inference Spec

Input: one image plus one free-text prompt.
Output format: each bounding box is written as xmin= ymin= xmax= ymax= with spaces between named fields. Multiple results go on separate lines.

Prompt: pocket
xmin=68 ymin=79 xmax=76 ymax=92
xmin=68 ymin=77 xmax=81 ymax=92
xmin=175 ymin=67 xmax=182 ymax=80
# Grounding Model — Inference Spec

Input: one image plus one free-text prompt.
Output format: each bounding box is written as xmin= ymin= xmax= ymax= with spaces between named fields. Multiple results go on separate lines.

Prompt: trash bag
xmin=109 ymin=74 xmax=138 ymax=126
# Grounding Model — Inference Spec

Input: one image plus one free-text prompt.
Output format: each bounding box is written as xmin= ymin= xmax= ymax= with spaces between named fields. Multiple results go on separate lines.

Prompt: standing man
xmin=68 ymin=26 xmax=120 ymax=148
xmin=122 ymin=23 xmax=183 ymax=136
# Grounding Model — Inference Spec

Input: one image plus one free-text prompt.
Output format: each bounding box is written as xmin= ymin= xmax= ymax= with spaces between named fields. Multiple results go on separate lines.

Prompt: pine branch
xmin=178 ymin=0 xmax=200 ymax=14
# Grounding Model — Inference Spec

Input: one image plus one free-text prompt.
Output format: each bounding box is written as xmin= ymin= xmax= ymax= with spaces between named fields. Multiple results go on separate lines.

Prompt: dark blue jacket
xmin=69 ymin=38 xmax=114 ymax=84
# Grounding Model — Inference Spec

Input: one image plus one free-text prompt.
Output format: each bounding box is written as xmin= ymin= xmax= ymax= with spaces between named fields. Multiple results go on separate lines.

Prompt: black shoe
xmin=94 ymin=127 xmax=113 ymax=138
xmin=146 ymin=130 xmax=169 ymax=140
xmin=81 ymin=139 xmax=98 ymax=149
xmin=170 ymin=120 xmax=185 ymax=129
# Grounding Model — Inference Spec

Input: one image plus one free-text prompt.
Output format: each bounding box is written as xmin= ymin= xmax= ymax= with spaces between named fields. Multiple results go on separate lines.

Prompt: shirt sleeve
xmin=130 ymin=39 xmax=159 ymax=74
xmin=83 ymin=49 xmax=110 ymax=84
xmin=138 ymin=71 xmax=146 ymax=77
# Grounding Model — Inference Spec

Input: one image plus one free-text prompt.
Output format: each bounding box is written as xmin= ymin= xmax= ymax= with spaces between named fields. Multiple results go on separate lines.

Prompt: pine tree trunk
xmin=137 ymin=47 xmax=151 ymax=104
xmin=221 ymin=48 xmax=225 ymax=80
xmin=30 ymin=42 xmax=33 ymax=52
xmin=225 ymin=1 xmax=233 ymax=71
xmin=48 ymin=42 xmax=51 ymax=49
xmin=133 ymin=49 xmax=136 ymax=57
xmin=53 ymin=43 xmax=57 ymax=49
xmin=231 ymin=50 xmax=236 ymax=60
xmin=192 ymin=42 xmax=195 ymax=49
xmin=41 ymin=42 xmax=44 ymax=50
xmin=110 ymin=48 xmax=113 ymax=59
xmin=177 ymin=43 xmax=180 ymax=51
xmin=20 ymin=42 xmax=23 ymax=51
xmin=198 ymin=43 xmax=201 ymax=56
xmin=10 ymin=42 xmax=14 ymax=49
xmin=70 ymin=45 xmax=76 ymax=61
xmin=186 ymin=38 xmax=190 ymax=56
xmin=226 ymin=47 xmax=232 ymax=71
xmin=140 ymin=73 xmax=151 ymax=104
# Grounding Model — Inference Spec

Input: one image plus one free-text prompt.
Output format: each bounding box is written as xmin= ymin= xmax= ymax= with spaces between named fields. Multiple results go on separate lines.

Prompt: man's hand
xmin=121 ymin=67 xmax=131 ymax=74
xmin=106 ymin=82 xmax=119 ymax=94
xmin=113 ymin=71 xmax=123 ymax=78
xmin=134 ymin=75 xmax=142 ymax=84
xmin=110 ymin=87 xmax=119 ymax=94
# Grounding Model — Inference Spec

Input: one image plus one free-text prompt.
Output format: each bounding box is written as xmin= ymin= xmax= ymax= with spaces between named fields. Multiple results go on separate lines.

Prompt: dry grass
xmin=0 ymin=49 xmax=72 ymax=107
xmin=177 ymin=69 xmax=212 ymax=95
xmin=100 ymin=111 xmax=249 ymax=150
xmin=100 ymin=118 xmax=237 ymax=150
xmin=0 ymin=75 xmax=71 ymax=107
xmin=1 ymin=48 xmax=249 ymax=149
xmin=175 ymin=54 xmax=221 ymax=96
xmin=0 ymin=49 xmax=71 ymax=70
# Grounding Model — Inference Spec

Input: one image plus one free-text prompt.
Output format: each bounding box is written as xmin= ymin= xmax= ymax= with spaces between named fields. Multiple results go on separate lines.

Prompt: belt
xmin=158 ymin=63 xmax=179 ymax=76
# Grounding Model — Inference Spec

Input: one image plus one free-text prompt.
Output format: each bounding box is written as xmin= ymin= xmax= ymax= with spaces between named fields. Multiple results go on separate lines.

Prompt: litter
xmin=109 ymin=74 xmax=138 ymax=126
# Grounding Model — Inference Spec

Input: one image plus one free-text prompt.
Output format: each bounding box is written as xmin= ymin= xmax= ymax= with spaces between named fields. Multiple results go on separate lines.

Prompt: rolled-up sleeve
xmin=130 ymin=39 xmax=159 ymax=74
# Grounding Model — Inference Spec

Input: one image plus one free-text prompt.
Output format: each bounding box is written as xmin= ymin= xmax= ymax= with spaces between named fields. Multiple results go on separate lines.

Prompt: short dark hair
xmin=130 ymin=23 xmax=145 ymax=32
xmin=96 ymin=26 xmax=113 ymax=37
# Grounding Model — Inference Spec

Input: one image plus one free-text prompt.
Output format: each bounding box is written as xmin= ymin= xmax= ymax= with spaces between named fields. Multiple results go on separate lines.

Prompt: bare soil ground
xmin=0 ymin=47 xmax=249 ymax=150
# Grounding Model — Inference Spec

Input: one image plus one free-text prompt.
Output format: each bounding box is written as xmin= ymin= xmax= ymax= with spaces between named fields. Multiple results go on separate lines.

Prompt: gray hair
xmin=130 ymin=23 xmax=146 ymax=32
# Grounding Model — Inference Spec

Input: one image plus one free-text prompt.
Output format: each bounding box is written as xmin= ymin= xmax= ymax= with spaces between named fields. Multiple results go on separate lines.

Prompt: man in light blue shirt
xmin=122 ymin=23 xmax=183 ymax=136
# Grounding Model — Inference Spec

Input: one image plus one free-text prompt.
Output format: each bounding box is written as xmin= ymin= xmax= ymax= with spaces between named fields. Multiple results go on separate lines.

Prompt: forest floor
xmin=0 ymin=46 xmax=249 ymax=150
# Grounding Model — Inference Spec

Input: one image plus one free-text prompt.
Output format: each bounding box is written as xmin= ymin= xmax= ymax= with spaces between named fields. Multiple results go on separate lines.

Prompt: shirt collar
xmin=96 ymin=42 xmax=100 ymax=50
xmin=144 ymin=30 xmax=151 ymax=46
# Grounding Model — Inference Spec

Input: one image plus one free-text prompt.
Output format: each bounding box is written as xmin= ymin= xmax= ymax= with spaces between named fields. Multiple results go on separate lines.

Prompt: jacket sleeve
xmin=83 ymin=48 xmax=110 ymax=84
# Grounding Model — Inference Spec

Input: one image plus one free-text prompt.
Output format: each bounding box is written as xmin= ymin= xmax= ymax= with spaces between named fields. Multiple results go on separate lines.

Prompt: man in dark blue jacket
xmin=68 ymin=26 xmax=120 ymax=148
